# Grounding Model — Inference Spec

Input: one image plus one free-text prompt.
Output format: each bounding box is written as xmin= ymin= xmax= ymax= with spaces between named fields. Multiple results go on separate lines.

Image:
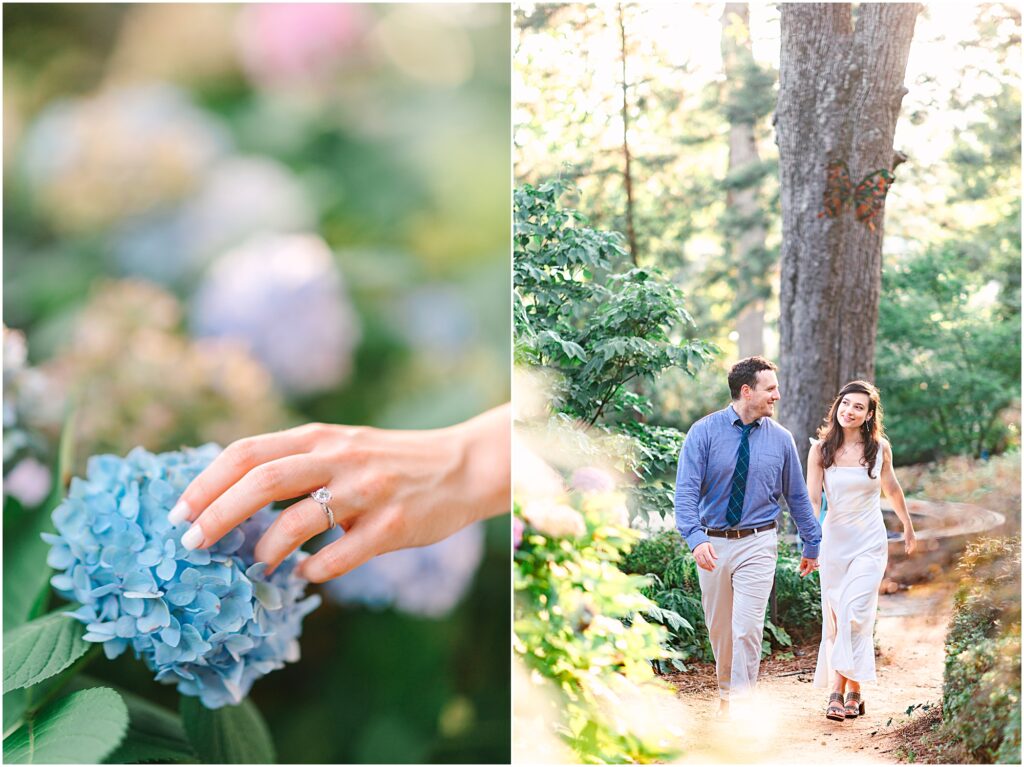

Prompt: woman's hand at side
xmin=169 ymin=404 xmax=510 ymax=582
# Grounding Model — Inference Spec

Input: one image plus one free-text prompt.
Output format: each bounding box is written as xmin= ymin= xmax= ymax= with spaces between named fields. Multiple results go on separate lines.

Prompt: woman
xmin=806 ymin=381 xmax=917 ymax=721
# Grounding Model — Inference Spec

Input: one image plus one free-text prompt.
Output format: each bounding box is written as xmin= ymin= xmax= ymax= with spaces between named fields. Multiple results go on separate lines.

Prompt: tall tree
xmin=721 ymin=3 xmax=773 ymax=356
xmin=775 ymin=3 xmax=920 ymax=459
xmin=617 ymin=3 xmax=640 ymax=264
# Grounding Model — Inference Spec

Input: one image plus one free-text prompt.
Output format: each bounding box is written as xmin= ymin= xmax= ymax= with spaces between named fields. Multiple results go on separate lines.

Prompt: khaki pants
xmin=696 ymin=529 xmax=778 ymax=701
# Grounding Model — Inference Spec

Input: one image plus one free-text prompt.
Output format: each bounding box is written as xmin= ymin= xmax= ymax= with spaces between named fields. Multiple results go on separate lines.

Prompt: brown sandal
xmin=844 ymin=691 xmax=865 ymax=718
xmin=826 ymin=692 xmax=846 ymax=721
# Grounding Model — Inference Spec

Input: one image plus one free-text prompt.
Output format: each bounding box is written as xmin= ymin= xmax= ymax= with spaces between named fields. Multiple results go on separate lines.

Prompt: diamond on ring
xmin=311 ymin=487 xmax=335 ymax=530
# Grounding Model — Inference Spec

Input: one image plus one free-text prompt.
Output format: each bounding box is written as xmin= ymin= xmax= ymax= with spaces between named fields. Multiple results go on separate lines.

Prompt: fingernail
xmin=168 ymin=501 xmax=191 ymax=525
xmin=181 ymin=524 xmax=204 ymax=550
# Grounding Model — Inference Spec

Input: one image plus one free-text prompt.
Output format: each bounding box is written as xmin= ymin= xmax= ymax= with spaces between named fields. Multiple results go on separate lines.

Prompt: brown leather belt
xmin=703 ymin=521 xmax=776 ymax=539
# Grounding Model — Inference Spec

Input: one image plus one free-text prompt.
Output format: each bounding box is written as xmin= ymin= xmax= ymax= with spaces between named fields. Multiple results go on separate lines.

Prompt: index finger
xmin=171 ymin=426 xmax=319 ymax=525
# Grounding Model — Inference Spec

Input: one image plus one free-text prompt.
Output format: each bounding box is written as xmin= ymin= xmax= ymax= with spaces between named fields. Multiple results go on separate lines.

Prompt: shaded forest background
xmin=514 ymin=2 xmax=1020 ymax=467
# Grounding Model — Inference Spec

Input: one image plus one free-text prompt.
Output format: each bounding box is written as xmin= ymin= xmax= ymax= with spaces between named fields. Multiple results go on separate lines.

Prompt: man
xmin=675 ymin=356 xmax=821 ymax=716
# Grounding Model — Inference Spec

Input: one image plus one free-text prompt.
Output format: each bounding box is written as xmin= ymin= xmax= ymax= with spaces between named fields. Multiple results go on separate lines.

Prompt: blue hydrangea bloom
xmin=45 ymin=444 xmax=320 ymax=709
xmin=321 ymin=523 xmax=484 ymax=619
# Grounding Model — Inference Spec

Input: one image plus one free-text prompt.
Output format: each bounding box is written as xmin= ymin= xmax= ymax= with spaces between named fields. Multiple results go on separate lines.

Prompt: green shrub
xmin=771 ymin=540 xmax=824 ymax=645
xmin=514 ymin=493 xmax=681 ymax=764
xmin=621 ymin=530 xmax=822 ymax=669
xmin=876 ymin=247 xmax=1020 ymax=464
xmin=941 ymin=536 xmax=1021 ymax=764
xmin=513 ymin=181 xmax=716 ymax=522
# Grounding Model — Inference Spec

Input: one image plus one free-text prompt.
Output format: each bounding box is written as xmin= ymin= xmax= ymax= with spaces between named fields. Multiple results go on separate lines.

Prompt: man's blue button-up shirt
xmin=674 ymin=404 xmax=822 ymax=559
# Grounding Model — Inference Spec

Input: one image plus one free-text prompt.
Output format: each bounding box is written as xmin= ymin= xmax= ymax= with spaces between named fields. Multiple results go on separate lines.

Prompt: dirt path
xmin=667 ymin=581 xmax=953 ymax=764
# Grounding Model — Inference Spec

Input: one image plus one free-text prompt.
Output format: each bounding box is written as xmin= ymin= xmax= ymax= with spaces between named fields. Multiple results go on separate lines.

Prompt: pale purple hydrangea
xmin=393 ymin=284 xmax=476 ymax=361
xmin=190 ymin=234 xmax=361 ymax=395
xmin=45 ymin=444 xmax=320 ymax=709
xmin=322 ymin=523 xmax=484 ymax=619
xmin=113 ymin=156 xmax=316 ymax=285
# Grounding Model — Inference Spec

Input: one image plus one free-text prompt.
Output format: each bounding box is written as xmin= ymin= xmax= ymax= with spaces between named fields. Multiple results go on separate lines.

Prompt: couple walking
xmin=675 ymin=356 xmax=917 ymax=720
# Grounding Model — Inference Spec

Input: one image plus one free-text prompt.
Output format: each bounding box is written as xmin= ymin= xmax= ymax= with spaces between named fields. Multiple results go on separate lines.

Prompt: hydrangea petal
xmin=156 ymin=557 xmax=177 ymax=581
xmin=120 ymin=595 xmax=146 ymax=617
xmin=103 ymin=638 xmax=129 ymax=660
xmin=254 ymin=580 xmax=283 ymax=611
xmin=137 ymin=599 xmax=171 ymax=633
xmin=160 ymin=619 xmax=181 ymax=648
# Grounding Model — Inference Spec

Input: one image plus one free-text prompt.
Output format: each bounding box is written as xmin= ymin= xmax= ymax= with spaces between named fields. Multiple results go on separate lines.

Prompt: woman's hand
xmin=169 ymin=405 xmax=510 ymax=582
xmin=904 ymin=526 xmax=917 ymax=556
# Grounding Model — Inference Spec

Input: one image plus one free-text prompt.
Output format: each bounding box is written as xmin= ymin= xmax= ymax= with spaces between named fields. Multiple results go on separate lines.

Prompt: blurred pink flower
xmin=570 ymin=466 xmax=617 ymax=494
xmin=522 ymin=500 xmax=586 ymax=539
xmin=5 ymin=457 xmax=51 ymax=507
xmin=513 ymin=516 xmax=525 ymax=549
xmin=236 ymin=4 xmax=369 ymax=88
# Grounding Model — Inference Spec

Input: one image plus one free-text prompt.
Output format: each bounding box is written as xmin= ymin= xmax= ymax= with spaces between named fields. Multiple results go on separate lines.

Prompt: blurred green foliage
xmin=941 ymin=536 xmax=1021 ymax=764
xmin=877 ymin=247 xmax=1019 ymax=463
xmin=514 ymin=496 xmax=680 ymax=763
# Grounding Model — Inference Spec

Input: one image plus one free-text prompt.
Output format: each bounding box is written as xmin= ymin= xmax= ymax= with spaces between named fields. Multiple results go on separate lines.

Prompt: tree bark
xmin=617 ymin=3 xmax=639 ymax=265
xmin=776 ymin=2 xmax=919 ymax=465
xmin=722 ymin=3 xmax=767 ymax=357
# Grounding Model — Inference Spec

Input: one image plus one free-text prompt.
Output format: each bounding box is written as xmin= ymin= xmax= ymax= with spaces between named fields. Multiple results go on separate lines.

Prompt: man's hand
xmin=693 ymin=541 xmax=718 ymax=572
xmin=799 ymin=557 xmax=818 ymax=577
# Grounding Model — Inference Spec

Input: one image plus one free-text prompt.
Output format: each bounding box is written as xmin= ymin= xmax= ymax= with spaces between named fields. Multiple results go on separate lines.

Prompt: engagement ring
xmin=311 ymin=487 xmax=336 ymax=530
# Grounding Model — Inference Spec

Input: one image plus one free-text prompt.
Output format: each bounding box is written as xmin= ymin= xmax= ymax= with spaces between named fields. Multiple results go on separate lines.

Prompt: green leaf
xmin=3 ymin=689 xmax=27 ymax=739
xmin=2 ymin=503 xmax=56 ymax=631
xmin=3 ymin=611 xmax=90 ymax=693
xmin=3 ymin=659 xmax=94 ymax=740
xmin=180 ymin=697 xmax=276 ymax=764
xmin=3 ymin=410 xmax=76 ymax=631
xmin=3 ymin=687 xmax=128 ymax=764
xmin=59 ymin=676 xmax=196 ymax=764
xmin=104 ymin=691 xmax=197 ymax=764
xmin=763 ymin=619 xmax=793 ymax=648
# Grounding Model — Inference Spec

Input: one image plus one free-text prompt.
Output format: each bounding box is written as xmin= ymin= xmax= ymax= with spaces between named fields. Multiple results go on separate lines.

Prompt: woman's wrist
xmin=445 ymin=404 xmax=511 ymax=524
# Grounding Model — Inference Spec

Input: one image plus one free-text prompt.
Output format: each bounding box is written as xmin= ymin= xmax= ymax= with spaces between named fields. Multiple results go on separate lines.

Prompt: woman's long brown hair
xmin=817 ymin=380 xmax=885 ymax=478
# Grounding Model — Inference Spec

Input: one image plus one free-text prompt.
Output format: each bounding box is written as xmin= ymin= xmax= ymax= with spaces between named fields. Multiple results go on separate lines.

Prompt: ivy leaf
xmin=3 ymin=687 xmax=128 ymax=764
xmin=180 ymin=697 xmax=276 ymax=764
xmin=3 ymin=610 xmax=90 ymax=693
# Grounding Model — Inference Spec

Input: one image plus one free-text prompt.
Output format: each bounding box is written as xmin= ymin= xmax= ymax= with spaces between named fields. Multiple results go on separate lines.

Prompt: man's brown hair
xmin=728 ymin=356 xmax=778 ymax=400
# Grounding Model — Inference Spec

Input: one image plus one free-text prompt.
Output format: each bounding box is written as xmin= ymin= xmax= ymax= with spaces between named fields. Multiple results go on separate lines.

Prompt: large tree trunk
xmin=722 ymin=3 xmax=767 ymax=358
xmin=776 ymin=3 xmax=919 ymax=465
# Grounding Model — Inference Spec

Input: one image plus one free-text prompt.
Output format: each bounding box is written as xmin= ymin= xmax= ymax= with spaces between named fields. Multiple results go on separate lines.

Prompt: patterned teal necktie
xmin=726 ymin=423 xmax=755 ymax=527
